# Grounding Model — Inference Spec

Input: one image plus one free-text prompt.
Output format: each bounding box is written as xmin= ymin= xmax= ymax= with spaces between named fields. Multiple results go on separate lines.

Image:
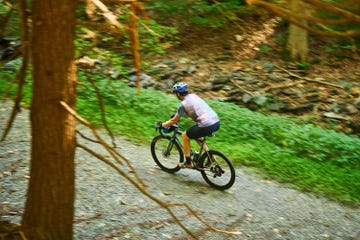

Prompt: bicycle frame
xmin=159 ymin=126 xmax=213 ymax=166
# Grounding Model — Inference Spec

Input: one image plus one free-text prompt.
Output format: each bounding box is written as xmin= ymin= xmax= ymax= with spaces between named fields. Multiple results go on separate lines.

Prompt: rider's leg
xmin=182 ymin=132 xmax=192 ymax=166
xmin=195 ymin=139 xmax=209 ymax=151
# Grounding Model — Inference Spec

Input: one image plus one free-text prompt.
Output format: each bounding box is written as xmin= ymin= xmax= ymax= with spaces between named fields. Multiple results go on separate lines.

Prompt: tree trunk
xmin=287 ymin=0 xmax=309 ymax=61
xmin=21 ymin=0 xmax=77 ymax=239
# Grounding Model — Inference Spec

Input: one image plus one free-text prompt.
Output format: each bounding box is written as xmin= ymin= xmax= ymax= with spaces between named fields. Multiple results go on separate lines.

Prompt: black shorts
xmin=186 ymin=121 xmax=220 ymax=139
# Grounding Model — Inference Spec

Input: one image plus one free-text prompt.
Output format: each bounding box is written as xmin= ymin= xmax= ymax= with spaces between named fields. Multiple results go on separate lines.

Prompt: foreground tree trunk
xmin=287 ymin=0 xmax=309 ymax=61
xmin=21 ymin=0 xmax=77 ymax=239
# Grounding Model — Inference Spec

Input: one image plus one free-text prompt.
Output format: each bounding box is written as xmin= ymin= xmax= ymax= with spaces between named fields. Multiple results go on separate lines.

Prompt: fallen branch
xmin=230 ymin=79 xmax=254 ymax=96
xmin=260 ymin=80 xmax=304 ymax=94
xmin=276 ymin=66 xmax=344 ymax=90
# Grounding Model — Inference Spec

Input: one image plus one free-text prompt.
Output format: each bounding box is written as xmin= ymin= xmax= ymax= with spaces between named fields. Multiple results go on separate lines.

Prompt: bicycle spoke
xmin=151 ymin=135 xmax=182 ymax=173
xmin=200 ymin=150 xmax=235 ymax=190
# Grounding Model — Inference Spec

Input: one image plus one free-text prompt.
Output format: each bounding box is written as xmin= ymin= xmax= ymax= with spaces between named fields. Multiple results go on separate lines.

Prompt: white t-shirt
xmin=177 ymin=94 xmax=219 ymax=127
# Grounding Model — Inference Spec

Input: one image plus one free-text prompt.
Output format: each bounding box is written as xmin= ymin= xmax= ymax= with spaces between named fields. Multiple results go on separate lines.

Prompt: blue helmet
xmin=172 ymin=82 xmax=188 ymax=94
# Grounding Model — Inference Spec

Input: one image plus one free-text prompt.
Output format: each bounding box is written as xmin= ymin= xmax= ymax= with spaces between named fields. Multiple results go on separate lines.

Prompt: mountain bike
xmin=150 ymin=123 xmax=236 ymax=190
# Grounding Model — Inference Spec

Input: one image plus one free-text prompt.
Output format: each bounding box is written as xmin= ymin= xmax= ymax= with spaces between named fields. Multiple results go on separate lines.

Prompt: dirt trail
xmin=0 ymin=102 xmax=359 ymax=240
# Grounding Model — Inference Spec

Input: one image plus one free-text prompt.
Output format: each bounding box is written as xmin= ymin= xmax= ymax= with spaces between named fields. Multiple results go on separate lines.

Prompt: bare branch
xmin=83 ymin=69 xmax=117 ymax=147
xmin=1 ymin=0 xmax=29 ymax=141
xmin=90 ymin=0 xmax=126 ymax=31
xmin=60 ymin=101 xmax=146 ymax=187
xmin=246 ymin=0 xmax=360 ymax=37
xmin=275 ymin=66 xmax=345 ymax=90
xmin=302 ymin=0 xmax=360 ymax=23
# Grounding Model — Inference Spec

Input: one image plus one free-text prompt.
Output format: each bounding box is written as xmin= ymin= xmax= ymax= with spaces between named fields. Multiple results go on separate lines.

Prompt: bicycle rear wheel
xmin=199 ymin=150 xmax=235 ymax=190
xmin=150 ymin=135 xmax=183 ymax=173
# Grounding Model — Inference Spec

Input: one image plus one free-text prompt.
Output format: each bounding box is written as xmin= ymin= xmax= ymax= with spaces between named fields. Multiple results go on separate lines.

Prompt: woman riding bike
xmin=157 ymin=82 xmax=220 ymax=168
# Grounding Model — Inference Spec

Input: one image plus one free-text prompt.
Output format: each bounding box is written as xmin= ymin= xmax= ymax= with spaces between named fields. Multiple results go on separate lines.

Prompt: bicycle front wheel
xmin=199 ymin=150 xmax=236 ymax=190
xmin=150 ymin=135 xmax=183 ymax=173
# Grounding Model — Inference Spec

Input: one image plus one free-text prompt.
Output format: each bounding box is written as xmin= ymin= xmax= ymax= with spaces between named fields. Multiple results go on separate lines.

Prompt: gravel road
xmin=1 ymin=102 xmax=359 ymax=240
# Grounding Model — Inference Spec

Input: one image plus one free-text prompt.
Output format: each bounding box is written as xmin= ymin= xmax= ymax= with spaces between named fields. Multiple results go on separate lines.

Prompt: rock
xmin=323 ymin=112 xmax=351 ymax=121
xmin=4 ymin=58 xmax=22 ymax=71
xmin=354 ymin=97 xmax=360 ymax=109
xmin=351 ymin=87 xmax=360 ymax=97
xmin=262 ymin=62 xmax=275 ymax=73
xmin=268 ymin=73 xmax=284 ymax=82
xmin=211 ymin=84 xmax=224 ymax=91
xmin=178 ymin=57 xmax=191 ymax=64
xmin=109 ymin=68 xmax=120 ymax=79
xmin=254 ymin=94 xmax=268 ymax=106
xmin=213 ymin=75 xmax=231 ymax=85
xmin=281 ymin=103 xmax=315 ymax=115
xmin=129 ymin=73 xmax=154 ymax=88
xmin=328 ymin=102 xmax=343 ymax=113
xmin=152 ymin=63 xmax=169 ymax=69
xmin=242 ymin=93 xmax=252 ymax=103
xmin=235 ymin=34 xmax=244 ymax=42
xmin=227 ymin=89 xmax=244 ymax=96
xmin=345 ymin=104 xmax=358 ymax=114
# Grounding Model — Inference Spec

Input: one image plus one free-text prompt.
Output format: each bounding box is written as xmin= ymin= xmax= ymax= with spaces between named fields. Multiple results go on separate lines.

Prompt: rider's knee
xmin=182 ymin=132 xmax=189 ymax=140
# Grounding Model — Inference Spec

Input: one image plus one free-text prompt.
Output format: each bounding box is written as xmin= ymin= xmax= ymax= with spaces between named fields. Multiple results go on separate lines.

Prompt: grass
xmin=1 ymin=69 xmax=359 ymax=206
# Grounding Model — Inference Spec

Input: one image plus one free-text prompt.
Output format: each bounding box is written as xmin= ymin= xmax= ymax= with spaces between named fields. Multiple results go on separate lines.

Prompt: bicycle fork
xmin=164 ymin=136 xmax=181 ymax=158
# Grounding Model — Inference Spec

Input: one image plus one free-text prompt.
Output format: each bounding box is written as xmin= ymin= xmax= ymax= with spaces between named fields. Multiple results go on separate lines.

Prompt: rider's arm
xmin=162 ymin=113 xmax=180 ymax=128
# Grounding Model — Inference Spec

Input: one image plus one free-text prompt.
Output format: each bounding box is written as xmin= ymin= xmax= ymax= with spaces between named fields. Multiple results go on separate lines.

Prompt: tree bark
xmin=287 ymin=0 xmax=309 ymax=61
xmin=21 ymin=0 xmax=77 ymax=239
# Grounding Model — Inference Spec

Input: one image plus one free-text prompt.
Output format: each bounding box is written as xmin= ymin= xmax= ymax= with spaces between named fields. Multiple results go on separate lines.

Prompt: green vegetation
xmin=146 ymin=0 xmax=249 ymax=28
xmin=1 ymin=70 xmax=359 ymax=206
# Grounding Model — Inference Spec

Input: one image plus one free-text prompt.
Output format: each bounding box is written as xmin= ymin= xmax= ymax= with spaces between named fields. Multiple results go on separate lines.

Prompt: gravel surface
xmin=1 ymin=102 xmax=359 ymax=240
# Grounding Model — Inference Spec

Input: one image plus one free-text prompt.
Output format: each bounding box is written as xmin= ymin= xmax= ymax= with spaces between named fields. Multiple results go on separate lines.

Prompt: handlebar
xmin=155 ymin=122 xmax=182 ymax=136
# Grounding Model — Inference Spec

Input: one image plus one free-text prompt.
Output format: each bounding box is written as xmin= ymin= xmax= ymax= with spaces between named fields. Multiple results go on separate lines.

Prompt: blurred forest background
xmin=0 ymin=0 xmax=359 ymax=239
xmin=2 ymin=0 xmax=360 ymax=134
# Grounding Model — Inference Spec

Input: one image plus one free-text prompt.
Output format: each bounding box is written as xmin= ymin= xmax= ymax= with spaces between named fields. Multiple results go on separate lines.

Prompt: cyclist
xmin=158 ymin=82 xmax=220 ymax=168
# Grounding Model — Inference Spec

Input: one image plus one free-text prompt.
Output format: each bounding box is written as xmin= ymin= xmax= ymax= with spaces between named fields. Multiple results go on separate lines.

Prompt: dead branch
xmin=83 ymin=69 xmax=117 ymax=147
xmin=78 ymin=0 xmax=144 ymax=95
xmin=302 ymin=0 xmax=360 ymax=23
xmin=260 ymin=80 xmax=304 ymax=94
xmin=230 ymin=79 xmax=254 ymax=96
xmin=169 ymin=203 xmax=242 ymax=235
xmin=90 ymin=0 xmax=126 ymax=31
xmin=76 ymin=129 xmax=100 ymax=143
xmin=246 ymin=0 xmax=360 ymax=37
xmin=276 ymin=66 xmax=344 ymax=90
xmin=1 ymin=0 xmax=29 ymax=142
xmin=60 ymin=101 xmax=146 ymax=187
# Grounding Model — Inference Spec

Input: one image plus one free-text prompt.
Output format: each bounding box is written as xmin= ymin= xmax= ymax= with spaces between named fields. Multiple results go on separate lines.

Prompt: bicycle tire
xmin=199 ymin=150 xmax=235 ymax=190
xmin=150 ymin=135 xmax=183 ymax=173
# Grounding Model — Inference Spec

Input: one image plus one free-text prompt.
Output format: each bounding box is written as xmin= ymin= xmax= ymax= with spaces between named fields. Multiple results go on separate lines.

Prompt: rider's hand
xmin=155 ymin=121 xmax=163 ymax=129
